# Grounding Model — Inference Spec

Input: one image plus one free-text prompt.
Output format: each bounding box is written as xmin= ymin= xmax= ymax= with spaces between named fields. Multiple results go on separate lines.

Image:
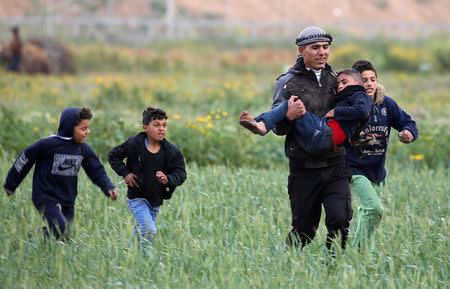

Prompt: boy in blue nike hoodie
xmin=4 ymin=107 xmax=118 ymax=239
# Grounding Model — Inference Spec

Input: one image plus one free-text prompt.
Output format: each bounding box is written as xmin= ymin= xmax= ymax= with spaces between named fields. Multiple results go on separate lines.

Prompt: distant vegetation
xmin=0 ymin=34 xmax=448 ymax=169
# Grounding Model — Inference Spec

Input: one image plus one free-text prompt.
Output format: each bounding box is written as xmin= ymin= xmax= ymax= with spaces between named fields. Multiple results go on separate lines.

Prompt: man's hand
xmin=286 ymin=95 xmax=306 ymax=121
xmin=124 ymin=173 xmax=139 ymax=188
xmin=108 ymin=189 xmax=118 ymax=200
xmin=398 ymin=130 xmax=414 ymax=143
xmin=156 ymin=171 xmax=168 ymax=185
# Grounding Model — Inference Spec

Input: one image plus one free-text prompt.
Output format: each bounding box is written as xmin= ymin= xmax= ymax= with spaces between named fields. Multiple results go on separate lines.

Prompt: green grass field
xmin=0 ymin=163 xmax=448 ymax=288
xmin=0 ymin=41 xmax=449 ymax=288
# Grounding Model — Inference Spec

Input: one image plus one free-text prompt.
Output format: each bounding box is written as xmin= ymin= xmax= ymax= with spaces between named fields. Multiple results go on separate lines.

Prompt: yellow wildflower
xmin=33 ymin=126 xmax=39 ymax=132
xmin=409 ymin=154 xmax=424 ymax=160
xmin=173 ymin=115 xmax=181 ymax=120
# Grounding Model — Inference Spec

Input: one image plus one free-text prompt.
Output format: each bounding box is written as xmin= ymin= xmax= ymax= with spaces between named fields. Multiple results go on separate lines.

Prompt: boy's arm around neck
xmin=334 ymin=92 xmax=372 ymax=121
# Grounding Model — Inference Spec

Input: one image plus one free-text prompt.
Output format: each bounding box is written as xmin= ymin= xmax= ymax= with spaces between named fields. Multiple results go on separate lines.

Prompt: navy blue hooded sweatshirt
xmin=334 ymin=84 xmax=372 ymax=140
xmin=344 ymin=85 xmax=418 ymax=183
xmin=3 ymin=107 xmax=115 ymax=206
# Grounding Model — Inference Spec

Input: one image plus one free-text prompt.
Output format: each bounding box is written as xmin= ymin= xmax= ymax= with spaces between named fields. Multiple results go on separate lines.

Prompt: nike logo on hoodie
xmin=51 ymin=154 xmax=84 ymax=176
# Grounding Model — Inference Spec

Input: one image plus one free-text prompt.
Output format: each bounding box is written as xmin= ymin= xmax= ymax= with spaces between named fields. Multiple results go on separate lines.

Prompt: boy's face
xmin=337 ymin=74 xmax=361 ymax=93
xmin=143 ymin=118 xmax=167 ymax=142
xmin=361 ymin=70 xmax=378 ymax=98
xmin=73 ymin=119 xmax=90 ymax=144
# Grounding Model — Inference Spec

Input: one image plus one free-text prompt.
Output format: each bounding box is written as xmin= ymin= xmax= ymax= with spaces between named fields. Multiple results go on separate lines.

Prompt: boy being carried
xmin=4 ymin=107 xmax=118 ymax=240
xmin=240 ymin=69 xmax=372 ymax=153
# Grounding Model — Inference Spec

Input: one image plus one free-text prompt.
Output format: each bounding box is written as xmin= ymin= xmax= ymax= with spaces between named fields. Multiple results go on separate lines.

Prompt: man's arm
xmin=270 ymin=77 xmax=294 ymax=135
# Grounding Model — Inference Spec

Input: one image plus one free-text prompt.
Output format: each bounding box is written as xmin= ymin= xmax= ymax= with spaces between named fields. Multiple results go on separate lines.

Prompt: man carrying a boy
xmin=240 ymin=69 xmax=371 ymax=154
xmin=249 ymin=26 xmax=354 ymax=253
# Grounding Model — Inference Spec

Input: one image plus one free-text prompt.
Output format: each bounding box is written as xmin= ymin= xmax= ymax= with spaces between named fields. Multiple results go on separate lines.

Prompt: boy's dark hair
xmin=75 ymin=107 xmax=93 ymax=125
xmin=338 ymin=69 xmax=363 ymax=83
xmin=352 ymin=60 xmax=377 ymax=78
xmin=142 ymin=107 xmax=167 ymax=125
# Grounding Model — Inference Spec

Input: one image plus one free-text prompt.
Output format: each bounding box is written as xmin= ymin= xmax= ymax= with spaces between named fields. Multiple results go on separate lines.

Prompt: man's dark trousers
xmin=286 ymin=158 xmax=353 ymax=250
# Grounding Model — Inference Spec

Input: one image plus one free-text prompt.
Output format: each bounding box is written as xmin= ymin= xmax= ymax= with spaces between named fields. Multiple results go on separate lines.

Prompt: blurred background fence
xmin=1 ymin=0 xmax=449 ymax=45
xmin=1 ymin=17 xmax=449 ymax=45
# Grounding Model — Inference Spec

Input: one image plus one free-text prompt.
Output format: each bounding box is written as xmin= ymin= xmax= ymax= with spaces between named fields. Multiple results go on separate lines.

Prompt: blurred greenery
xmin=0 ymin=36 xmax=449 ymax=169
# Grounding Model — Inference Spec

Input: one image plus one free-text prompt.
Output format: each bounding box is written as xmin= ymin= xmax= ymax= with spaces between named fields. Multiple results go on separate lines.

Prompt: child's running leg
xmin=35 ymin=202 xmax=74 ymax=239
xmin=127 ymin=198 xmax=159 ymax=252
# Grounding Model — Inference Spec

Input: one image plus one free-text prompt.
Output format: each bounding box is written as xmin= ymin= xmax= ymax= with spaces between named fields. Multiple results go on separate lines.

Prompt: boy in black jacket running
xmin=4 ymin=107 xmax=118 ymax=240
xmin=108 ymin=107 xmax=186 ymax=252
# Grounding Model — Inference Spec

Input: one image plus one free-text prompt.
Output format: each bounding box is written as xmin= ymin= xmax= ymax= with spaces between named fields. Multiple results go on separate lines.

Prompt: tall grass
xmin=0 ymin=161 xmax=447 ymax=288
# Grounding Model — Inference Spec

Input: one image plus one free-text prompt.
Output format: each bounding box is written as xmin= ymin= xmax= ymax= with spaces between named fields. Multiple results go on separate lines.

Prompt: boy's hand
xmin=325 ymin=109 xmax=335 ymax=118
xmin=398 ymin=130 xmax=414 ymax=143
xmin=124 ymin=173 xmax=139 ymax=188
xmin=108 ymin=189 xmax=118 ymax=200
xmin=156 ymin=171 xmax=168 ymax=185
xmin=5 ymin=189 xmax=13 ymax=197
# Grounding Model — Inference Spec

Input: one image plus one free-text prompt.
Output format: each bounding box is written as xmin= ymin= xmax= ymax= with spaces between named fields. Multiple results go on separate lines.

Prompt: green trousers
xmin=350 ymin=175 xmax=384 ymax=255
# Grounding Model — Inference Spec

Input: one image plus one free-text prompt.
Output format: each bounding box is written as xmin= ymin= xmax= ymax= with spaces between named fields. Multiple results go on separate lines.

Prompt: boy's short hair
xmin=352 ymin=60 xmax=377 ymax=77
xmin=338 ymin=69 xmax=363 ymax=83
xmin=75 ymin=107 xmax=93 ymax=125
xmin=142 ymin=107 xmax=167 ymax=125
